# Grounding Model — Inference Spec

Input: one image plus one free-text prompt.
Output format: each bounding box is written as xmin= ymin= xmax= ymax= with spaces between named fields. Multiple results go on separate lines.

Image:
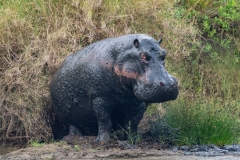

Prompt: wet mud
xmin=1 ymin=135 xmax=240 ymax=160
xmin=1 ymin=114 xmax=240 ymax=160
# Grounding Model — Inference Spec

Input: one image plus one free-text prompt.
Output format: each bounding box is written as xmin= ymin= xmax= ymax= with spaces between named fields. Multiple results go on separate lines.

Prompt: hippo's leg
xmin=93 ymin=97 xmax=112 ymax=141
xmin=124 ymin=102 xmax=147 ymax=135
xmin=63 ymin=125 xmax=82 ymax=141
xmin=69 ymin=125 xmax=82 ymax=136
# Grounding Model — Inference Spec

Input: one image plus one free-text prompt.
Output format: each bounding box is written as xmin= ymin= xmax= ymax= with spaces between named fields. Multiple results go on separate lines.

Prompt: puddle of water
xmin=134 ymin=156 xmax=240 ymax=160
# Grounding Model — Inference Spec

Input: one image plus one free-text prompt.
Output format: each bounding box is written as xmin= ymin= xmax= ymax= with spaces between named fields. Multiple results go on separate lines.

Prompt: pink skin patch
xmin=114 ymin=65 xmax=139 ymax=79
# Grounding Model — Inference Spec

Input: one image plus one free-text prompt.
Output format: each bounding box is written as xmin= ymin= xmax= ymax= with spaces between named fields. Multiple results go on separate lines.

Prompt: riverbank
xmin=1 ymin=141 xmax=240 ymax=160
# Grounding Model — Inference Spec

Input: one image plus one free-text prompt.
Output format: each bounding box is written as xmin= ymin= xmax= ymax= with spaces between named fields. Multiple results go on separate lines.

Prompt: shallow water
xmin=136 ymin=156 xmax=240 ymax=160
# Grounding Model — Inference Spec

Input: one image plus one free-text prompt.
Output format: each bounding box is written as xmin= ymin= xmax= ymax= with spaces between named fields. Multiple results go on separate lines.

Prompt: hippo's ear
xmin=158 ymin=38 xmax=162 ymax=45
xmin=133 ymin=39 xmax=140 ymax=48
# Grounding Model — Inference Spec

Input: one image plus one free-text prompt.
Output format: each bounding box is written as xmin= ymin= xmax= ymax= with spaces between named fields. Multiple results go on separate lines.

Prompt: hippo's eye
xmin=140 ymin=52 xmax=151 ymax=61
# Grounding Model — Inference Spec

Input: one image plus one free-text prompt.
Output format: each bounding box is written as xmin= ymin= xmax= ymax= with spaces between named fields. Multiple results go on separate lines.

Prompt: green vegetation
xmin=118 ymin=122 xmax=142 ymax=145
xmin=159 ymin=0 xmax=240 ymax=145
xmin=163 ymin=98 xmax=240 ymax=145
xmin=74 ymin=145 xmax=80 ymax=152
xmin=179 ymin=0 xmax=240 ymax=38
xmin=30 ymin=140 xmax=46 ymax=147
xmin=0 ymin=0 xmax=239 ymax=146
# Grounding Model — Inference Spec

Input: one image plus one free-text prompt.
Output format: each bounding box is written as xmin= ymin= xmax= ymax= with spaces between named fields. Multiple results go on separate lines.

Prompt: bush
xmin=177 ymin=0 xmax=240 ymax=36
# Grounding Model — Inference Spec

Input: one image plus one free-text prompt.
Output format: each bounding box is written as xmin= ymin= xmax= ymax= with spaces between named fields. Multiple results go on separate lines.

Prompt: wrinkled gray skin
xmin=50 ymin=34 xmax=178 ymax=141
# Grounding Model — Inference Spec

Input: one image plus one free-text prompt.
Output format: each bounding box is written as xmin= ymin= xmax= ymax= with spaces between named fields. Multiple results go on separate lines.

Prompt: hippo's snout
xmin=134 ymin=75 xmax=179 ymax=103
xmin=159 ymin=79 xmax=178 ymax=89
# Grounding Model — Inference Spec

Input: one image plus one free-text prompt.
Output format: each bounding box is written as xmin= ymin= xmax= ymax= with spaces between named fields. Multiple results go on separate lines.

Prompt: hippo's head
xmin=114 ymin=36 xmax=178 ymax=103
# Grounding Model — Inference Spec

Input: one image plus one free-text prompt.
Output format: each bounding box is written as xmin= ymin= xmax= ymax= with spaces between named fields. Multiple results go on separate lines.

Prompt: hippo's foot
xmin=94 ymin=130 xmax=111 ymax=142
xmin=118 ymin=140 xmax=134 ymax=149
xmin=113 ymin=129 xmax=125 ymax=140
xmin=69 ymin=125 xmax=82 ymax=136
xmin=63 ymin=125 xmax=83 ymax=141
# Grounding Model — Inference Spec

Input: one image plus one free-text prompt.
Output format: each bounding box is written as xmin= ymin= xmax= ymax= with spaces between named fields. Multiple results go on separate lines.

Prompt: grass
xmin=163 ymin=98 xmax=240 ymax=145
xmin=30 ymin=140 xmax=46 ymax=147
xmin=118 ymin=122 xmax=142 ymax=145
xmin=0 ymin=0 xmax=239 ymax=146
xmin=74 ymin=145 xmax=80 ymax=152
xmin=0 ymin=0 xmax=196 ymax=144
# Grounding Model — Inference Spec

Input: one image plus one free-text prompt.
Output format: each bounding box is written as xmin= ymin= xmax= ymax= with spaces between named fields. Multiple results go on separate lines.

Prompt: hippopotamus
xmin=50 ymin=34 xmax=178 ymax=141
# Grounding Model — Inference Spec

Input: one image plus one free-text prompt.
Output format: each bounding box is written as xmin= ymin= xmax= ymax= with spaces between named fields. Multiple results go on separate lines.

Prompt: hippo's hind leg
xmin=124 ymin=102 xmax=147 ymax=137
xmin=93 ymin=97 xmax=112 ymax=141
xmin=68 ymin=125 xmax=83 ymax=136
xmin=62 ymin=125 xmax=83 ymax=141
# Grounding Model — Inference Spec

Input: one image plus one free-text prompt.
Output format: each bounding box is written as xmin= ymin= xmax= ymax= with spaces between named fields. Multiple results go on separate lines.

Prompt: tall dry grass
xmin=0 ymin=0 xmax=102 ymax=143
xmin=0 ymin=0 xmax=197 ymax=143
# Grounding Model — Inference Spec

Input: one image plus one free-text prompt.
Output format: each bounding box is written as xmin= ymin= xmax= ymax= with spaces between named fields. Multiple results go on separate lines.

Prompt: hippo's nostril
xmin=172 ymin=82 xmax=178 ymax=87
xmin=160 ymin=82 xmax=164 ymax=87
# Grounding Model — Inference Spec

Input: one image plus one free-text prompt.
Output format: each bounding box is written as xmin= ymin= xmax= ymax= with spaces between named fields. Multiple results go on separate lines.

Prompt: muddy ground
xmin=1 ymin=138 xmax=240 ymax=160
xmin=1 ymin=114 xmax=240 ymax=160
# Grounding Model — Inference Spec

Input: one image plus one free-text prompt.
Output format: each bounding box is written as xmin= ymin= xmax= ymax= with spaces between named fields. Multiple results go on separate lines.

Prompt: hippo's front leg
xmin=124 ymin=102 xmax=147 ymax=135
xmin=93 ymin=97 xmax=112 ymax=141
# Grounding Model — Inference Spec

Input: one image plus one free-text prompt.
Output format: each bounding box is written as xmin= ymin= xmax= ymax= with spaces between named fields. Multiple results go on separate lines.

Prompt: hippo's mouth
xmin=133 ymin=83 xmax=178 ymax=103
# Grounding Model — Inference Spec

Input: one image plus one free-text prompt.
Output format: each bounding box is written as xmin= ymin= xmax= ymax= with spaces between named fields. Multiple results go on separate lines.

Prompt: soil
xmin=1 ymin=138 xmax=240 ymax=160
xmin=1 ymin=113 xmax=240 ymax=160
